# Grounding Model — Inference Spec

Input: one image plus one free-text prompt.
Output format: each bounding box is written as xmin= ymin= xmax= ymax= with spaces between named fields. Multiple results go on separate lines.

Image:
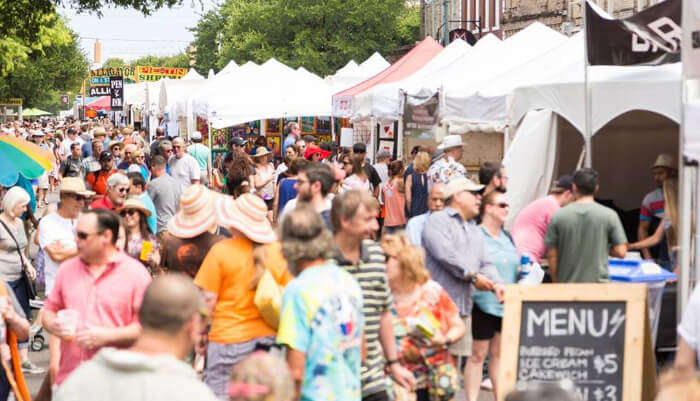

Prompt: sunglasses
xmin=120 ymin=209 xmax=139 ymax=217
xmin=117 ymin=187 xmax=129 ymax=193
xmin=67 ymin=193 xmax=88 ymax=201
xmin=76 ymin=230 xmax=102 ymax=240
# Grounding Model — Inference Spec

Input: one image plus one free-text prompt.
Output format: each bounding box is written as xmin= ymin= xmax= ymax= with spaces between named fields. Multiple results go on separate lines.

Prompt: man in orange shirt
xmin=86 ymin=151 xmax=117 ymax=196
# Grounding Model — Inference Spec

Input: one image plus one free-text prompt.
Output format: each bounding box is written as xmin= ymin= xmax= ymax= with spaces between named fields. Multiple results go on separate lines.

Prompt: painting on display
xmin=317 ymin=117 xmax=331 ymax=134
xmin=266 ymin=136 xmax=281 ymax=156
xmin=301 ymin=116 xmax=315 ymax=132
xmin=317 ymin=134 xmax=332 ymax=145
xmin=266 ymin=119 xmax=282 ymax=134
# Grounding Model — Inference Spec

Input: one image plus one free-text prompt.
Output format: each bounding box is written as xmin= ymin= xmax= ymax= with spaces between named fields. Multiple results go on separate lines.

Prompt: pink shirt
xmin=44 ymin=252 xmax=151 ymax=385
xmin=511 ymin=195 xmax=561 ymax=262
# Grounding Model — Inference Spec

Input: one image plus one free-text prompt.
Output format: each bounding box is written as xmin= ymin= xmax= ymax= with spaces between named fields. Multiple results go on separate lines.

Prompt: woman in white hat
xmin=251 ymin=147 xmax=275 ymax=211
xmin=117 ymin=198 xmax=159 ymax=273
xmin=162 ymin=184 xmax=225 ymax=278
xmin=194 ymin=193 xmax=292 ymax=399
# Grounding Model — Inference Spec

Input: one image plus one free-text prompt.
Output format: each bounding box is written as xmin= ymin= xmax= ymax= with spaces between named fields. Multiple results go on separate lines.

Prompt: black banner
xmin=403 ymin=93 xmax=439 ymax=131
xmin=109 ymin=76 xmax=123 ymax=111
xmin=586 ymin=0 xmax=681 ymax=66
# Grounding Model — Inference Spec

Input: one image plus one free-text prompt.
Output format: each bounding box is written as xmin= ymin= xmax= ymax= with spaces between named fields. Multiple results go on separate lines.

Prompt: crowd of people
xmin=0 ymin=116 xmax=694 ymax=401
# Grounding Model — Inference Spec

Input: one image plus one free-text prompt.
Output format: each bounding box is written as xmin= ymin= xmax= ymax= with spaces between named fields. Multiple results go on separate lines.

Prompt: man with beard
xmin=478 ymin=162 xmax=508 ymax=196
xmin=279 ymin=163 xmax=334 ymax=228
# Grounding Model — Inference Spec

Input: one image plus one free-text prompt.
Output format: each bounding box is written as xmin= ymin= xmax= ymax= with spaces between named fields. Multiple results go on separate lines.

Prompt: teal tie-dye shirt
xmin=277 ymin=262 xmax=364 ymax=401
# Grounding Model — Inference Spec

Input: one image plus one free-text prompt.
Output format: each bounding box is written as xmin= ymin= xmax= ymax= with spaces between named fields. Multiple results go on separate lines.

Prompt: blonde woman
xmin=628 ymin=177 xmax=679 ymax=269
xmin=405 ymin=151 xmax=431 ymax=218
xmin=381 ymin=233 xmax=465 ymax=401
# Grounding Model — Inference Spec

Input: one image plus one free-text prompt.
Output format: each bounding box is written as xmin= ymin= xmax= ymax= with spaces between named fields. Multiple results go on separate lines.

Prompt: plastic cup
xmin=139 ymin=241 xmax=153 ymax=261
xmin=57 ymin=309 xmax=79 ymax=340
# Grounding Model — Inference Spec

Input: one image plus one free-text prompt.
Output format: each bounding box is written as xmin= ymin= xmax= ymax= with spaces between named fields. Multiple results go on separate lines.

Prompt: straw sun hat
xmin=215 ymin=193 xmax=276 ymax=244
xmin=117 ymin=197 xmax=151 ymax=217
xmin=167 ymin=184 xmax=218 ymax=239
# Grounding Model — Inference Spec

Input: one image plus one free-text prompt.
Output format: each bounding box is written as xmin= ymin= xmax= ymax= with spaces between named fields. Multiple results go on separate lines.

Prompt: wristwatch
xmin=386 ymin=359 xmax=399 ymax=366
xmin=469 ymin=274 xmax=478 ymax=284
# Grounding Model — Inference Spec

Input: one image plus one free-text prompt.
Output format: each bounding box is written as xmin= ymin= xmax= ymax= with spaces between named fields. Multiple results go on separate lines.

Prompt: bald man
xmin=55 ymin=275 xmax=218 ymax=401
xmin=405 ymin=183 xmax=446 ymax=247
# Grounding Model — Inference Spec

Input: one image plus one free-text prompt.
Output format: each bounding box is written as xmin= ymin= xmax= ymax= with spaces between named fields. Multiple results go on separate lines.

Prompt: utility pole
xmin=442 ymin=0 xmax=449 ymax=44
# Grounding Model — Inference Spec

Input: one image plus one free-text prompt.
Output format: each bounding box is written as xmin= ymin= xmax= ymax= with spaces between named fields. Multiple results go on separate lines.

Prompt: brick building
xmin=421 ymin=0 xmax=662 ymax=40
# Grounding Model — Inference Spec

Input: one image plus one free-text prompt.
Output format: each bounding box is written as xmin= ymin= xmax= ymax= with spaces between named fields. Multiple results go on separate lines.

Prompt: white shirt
xmin=38 ymin=212 xmax=77 ymax=295
xmin=61 ymin=136 xmax=85 ymax=157
xmin=679 ymin=285 xmax=700 ymax=364
xmin=168 ymin=154 xmax=200 ymax=190
xmin=279 ymin=195 xmax=334 ymax=223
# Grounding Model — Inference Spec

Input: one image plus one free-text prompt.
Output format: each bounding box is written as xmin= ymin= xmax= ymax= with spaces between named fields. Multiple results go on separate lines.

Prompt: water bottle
xmin=518 ymin=254 xmax=532 ymax=282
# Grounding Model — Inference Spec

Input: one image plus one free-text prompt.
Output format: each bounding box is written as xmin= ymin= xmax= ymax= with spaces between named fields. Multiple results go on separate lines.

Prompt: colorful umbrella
xmin=84 ymin=96 xmax=111 ymax=111
xmin=0 ymin=135 xmax=56 ymax=187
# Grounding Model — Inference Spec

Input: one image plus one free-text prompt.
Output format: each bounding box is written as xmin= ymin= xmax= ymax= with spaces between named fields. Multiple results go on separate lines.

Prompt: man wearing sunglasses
xmin=89 ymin=173 xmax=130 ymax=211
xmin=422 ymin=177 xmax=505 ymax=387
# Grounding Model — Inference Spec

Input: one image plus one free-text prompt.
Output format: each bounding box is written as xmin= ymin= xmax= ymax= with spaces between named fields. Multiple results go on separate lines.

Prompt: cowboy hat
xmin=59 ymin=177 xmax=95 ymax=197
xmin=167 ymin=184 xmax=218 ymax=238
xmin=215 ymin=193 xmax=276 ymax=244
xmin=252 ymin=146 xmax=271 ymax=158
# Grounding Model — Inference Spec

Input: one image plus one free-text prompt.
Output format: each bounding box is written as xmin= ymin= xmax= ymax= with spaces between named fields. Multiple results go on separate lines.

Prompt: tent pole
xmin=582 ymin=0 xmax=592 ymax=168
xmin=208 ymin=120 xmax=213 ymax=189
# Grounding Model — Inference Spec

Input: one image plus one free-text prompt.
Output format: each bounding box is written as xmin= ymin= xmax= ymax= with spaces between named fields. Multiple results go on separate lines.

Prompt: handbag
xmin=420 ymin=347 xmax=459 ymax=401
xmin=0 ymin=219 xmax=37 ymax=300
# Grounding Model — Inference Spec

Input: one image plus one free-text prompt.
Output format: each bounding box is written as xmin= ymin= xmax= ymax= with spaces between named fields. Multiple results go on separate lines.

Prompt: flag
xmin=585 ymin=0 xmax=681 ymax=66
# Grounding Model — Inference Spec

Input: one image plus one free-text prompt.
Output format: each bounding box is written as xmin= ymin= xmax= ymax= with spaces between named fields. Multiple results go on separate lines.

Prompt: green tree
xmin=0 ymin=20 xmax=89 ymax=113
xmin=0 ymin=0 xmax=194 ymax=76
xmin=212 ymin=0 xmax=421 ymax=77
xmin=102 ymin=57 xmax=127 ymax=68
xmin=190 ymin=9 xmax=224 ymax=73
xmin=129 ymin=53 xmax=190 ymax=68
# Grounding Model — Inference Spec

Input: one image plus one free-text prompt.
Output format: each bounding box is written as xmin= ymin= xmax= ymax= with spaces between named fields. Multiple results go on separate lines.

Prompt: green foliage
xmin=190 ymin=10 xmax=224 ymax=74
xmin=204 ymin=0 xmax=421 ymax=77
xmin=0 ymin=21 xmax=89 ymax=114
xmin=102 ymin=58 xmax=127 ymax=68
xmin=129 ymin=53 xmax=190 ymax=68
xmin=0 ymin=0 xmax=193 ymax=76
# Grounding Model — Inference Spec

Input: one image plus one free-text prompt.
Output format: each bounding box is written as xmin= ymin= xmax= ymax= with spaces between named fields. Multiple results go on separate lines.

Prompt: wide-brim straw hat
xmin=59 ymin=177 xmax=95 ymax=197
xmin=168 ymin=184 xmax=217 ymax=239
xmin=215 ymin=193 xmax=276 ymax=244
xmin=117 ymin=197 xmax=151 ymax=217
xmin=252 ymin=146 xmax=271 ymax=158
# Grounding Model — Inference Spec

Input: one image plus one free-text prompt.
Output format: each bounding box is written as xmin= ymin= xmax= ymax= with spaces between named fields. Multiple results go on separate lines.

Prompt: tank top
xmin=383 ymin=178 xmax=407 ymax=227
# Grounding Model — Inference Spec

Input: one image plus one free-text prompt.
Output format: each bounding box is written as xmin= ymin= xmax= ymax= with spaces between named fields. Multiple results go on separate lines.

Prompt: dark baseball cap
xmin=230 ymin=137 xmax=247 ymax=147
xmin=352 ymin=143 xmax=367 ymax=154
xmin=99 ymin=151 xmax=113 ymax=161
xmin=552 ymin=175 xmax=573 ymax=192
xmin=66 ymin=127 xmax=77 ymax=135
xmin=302 ymin=134 xmax=317 ymax=143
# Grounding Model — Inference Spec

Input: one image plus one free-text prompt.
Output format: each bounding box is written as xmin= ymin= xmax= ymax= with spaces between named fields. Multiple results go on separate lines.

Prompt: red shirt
xmin=89 ymin=195 xmax=115 ymax=211
xmin=86 ymin=169 xmax=116 ymax=195
xmin=44 ymin=252 xmax=152 ymax=384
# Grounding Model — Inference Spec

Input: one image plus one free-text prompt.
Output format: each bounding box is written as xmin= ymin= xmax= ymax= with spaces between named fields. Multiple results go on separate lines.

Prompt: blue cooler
xmin=609 ymin=259 xmax=676 ymax=347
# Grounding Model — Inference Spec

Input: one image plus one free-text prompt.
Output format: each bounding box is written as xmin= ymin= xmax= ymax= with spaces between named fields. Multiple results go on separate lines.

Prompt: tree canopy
xmin=102 ymin=53 xmax=190 ymax=69
xmin=191 ymin=0 xmax=420 ymax=77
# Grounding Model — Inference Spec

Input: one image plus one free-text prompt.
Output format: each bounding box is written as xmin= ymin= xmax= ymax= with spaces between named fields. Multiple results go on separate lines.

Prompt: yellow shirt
xmin=194 ymin=237 xmax=292 ymax=343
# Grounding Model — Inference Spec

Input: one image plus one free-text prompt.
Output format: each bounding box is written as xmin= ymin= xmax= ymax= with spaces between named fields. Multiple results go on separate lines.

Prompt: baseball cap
xmin=551 ymin=175 xmax=573 ymax=192
xmin=230 ymin=137 xmax=247 ymax=147
xmin=302 ymin=134 xmax=317 ymax=143
xmin=352 ymin=143 xmax=367 ymax=154
xmin=99 ymin=151 xmax=113 ymax=161
xmin=443 ymin=177 xmax=485 ymax=199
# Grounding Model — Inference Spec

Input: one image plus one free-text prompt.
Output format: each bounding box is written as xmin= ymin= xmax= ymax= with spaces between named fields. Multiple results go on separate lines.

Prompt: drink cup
xmin=57 ymin=309 xmax=79 ymax=340
xmin=140 ymin=241 xmax=153 ymax=261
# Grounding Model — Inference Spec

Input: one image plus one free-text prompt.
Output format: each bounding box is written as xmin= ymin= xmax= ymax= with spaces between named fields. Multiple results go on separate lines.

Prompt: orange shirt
xmin=194 ymin=237 xmax=292 ymax=343
xmin=86 ymin=169 xmax=117 ymax=195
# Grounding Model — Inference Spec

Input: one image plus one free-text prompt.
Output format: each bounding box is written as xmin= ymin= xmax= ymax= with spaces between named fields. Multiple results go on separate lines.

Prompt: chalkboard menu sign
xmin=499 ymin=284 xmax=656 ymax=401
xmin=518 ymin=301 xmax=626 ymax=401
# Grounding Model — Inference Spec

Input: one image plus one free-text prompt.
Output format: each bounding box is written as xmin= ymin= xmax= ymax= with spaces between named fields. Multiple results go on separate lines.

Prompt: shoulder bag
xmin=0 ymin=219 xmax=37 ymax=300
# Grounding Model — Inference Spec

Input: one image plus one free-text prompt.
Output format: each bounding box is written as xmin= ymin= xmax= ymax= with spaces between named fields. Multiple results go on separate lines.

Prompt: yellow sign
xmin=136 ymin=66 xmax=188 ymax=81
xmin=0 ymin=98 xmax=22 ymax=106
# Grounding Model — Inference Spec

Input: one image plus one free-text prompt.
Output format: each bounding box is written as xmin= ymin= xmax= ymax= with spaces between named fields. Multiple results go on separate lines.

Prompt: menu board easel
xmin=498 ymin=283 xmax=656 ymax=401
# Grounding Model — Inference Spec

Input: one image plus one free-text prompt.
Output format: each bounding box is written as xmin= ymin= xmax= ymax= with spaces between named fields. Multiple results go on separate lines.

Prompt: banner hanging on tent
xmin=585 ymin=0 xmax=681 ymax=66
xmin=403 ymin=93 xmax=439 ymax=131
xmin=683 ymin=0 xmax=700 ymax=78
xmin=110 ymin=76 xmax=124 ymax=111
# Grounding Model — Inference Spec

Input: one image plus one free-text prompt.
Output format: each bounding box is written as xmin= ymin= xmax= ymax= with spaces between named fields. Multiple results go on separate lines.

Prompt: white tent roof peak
xmin=360 ymin=52 xmax=389 ymax=68
xmin=335 ymin=60 xmax=359 ymax=76
xmin=218 ymin=60 xmax=239 ymax=76
xmin=207 ymin=69 xmax=215 ymax=79
xmin=444 ymin=38 xmax=471 ymax=51
xmin=473 ymin=33 xmax=502 ymax=49
xmin=181 ymin=69 xmax=204 ymax=80
xmin=357 ymin=52 xmax=391 ymax=76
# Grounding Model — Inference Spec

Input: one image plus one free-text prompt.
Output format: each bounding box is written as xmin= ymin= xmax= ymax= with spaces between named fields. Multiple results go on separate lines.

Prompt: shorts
xmin=38 ymin=172 xmax=49 ymax=190
xmin=204 ymin=336 xmax=276 ymax=399
xmin=264 ymin=198 xmax=274 ymax=211
xmin=471 ymin=304 xmax=502 ymax=340
xmin=448 ymin=315 xmax=472 ymax=357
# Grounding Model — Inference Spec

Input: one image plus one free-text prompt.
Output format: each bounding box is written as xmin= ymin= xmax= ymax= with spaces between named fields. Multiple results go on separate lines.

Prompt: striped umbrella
xmin=0 ymin=135 xmax=56 ymax=187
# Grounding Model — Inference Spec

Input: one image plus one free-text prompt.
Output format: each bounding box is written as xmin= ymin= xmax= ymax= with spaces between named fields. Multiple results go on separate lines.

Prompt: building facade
xmin=421 ymin=0 xmax=661 ymax=41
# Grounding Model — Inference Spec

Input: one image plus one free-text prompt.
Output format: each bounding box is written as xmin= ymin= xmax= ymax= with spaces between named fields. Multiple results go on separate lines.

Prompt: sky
xmin=59 ymin=1 xmax=217 ymax=65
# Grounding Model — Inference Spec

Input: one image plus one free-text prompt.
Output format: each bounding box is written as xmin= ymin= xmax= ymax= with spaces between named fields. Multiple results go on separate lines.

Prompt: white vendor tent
xmin=199 ymin=58 xmax=334 ymax=128
xmin=351 ymin=39 xmax=472 ymax=122
xmin=325 ymin=53 xmax=391 ymax=93
xmin=182 ymin=68 xmax=205 ymax=80
xmin=219 ymin=60 xmax=239 ymax=75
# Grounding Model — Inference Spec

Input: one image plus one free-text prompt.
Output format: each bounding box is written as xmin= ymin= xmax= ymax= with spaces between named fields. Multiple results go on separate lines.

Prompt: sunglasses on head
xmin=119 ymin=209 xmax=139 ymax=217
